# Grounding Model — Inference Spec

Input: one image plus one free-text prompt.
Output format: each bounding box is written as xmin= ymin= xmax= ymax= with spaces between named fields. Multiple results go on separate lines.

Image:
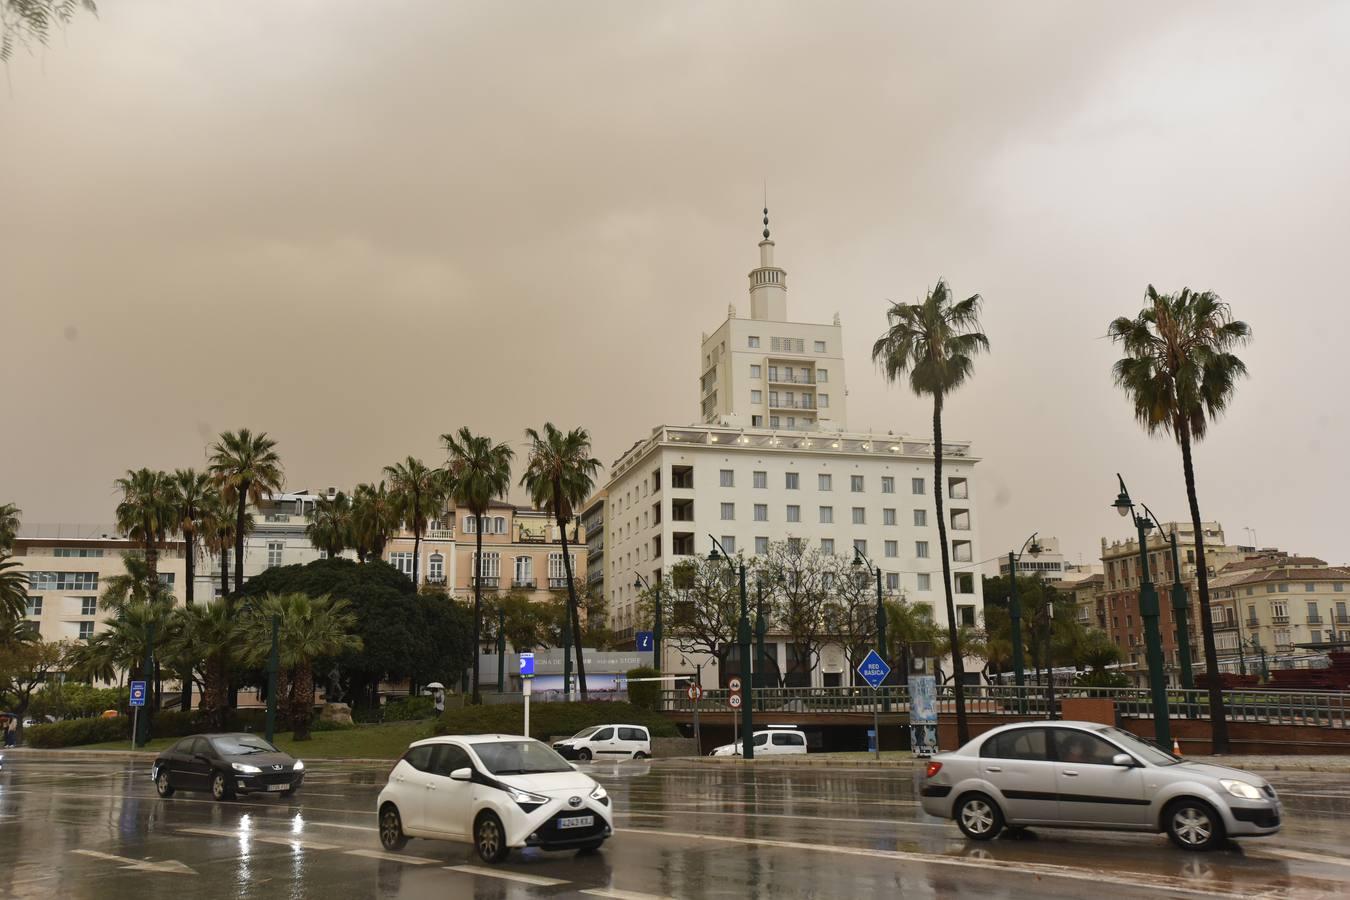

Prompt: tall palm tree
xmin=306 ymin=491 xmax=352 ymax=559
xmin=0 ymin=555 xmax=29 ymax=631
xmin=0 ymin=502 xmax=20 ymax=552
xmin=383 ymin=457 xmax=447 ymax=586
xmin=165 ymin=601 xmax=237 ymax=730
xmin=200 ymin=490 xmax=241 ymax=598
xmin=521 ymin=423 xmax=601 ymax=700
xmin=872 ymin=280 xmax=989 ymax=745
xmin=169 ymin=469 xmax=211 ymax=710
xmin=443 ymin=428 xmax=515 ymax=704
xmin=241 ymin=593 xmax=362 ymax=741
xmin=351 ymin=481 xmax=398 ymax=562
xmin=208 ymin=429 xmax=284 ymax=597
xmin=1110 ymin=285 xmax=1251 ymax=754
xmin=114 ymin=468 xmax=175 ymax=587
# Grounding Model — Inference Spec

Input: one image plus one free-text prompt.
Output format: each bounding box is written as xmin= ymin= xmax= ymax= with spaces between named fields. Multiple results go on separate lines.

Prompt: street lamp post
xmin=1006 ymin=533 xmax=1043 ymax=707
xmin=633 ymin=573 xmax=663 ymax=673
xmin=852 ymin=547 xmax=890 ymax=712
xmin=1112 ymin=474 xmax=1172 ymax=749
xmin=1042 ymin=598 xmax=1057 ymax=719
xmin=754 ymin=580 xmax=769 ymax=713
xmin=708 ymin=535 xmax=753 ymax=761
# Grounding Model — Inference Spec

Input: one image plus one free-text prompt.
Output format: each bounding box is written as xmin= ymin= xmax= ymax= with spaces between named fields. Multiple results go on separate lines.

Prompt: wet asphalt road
xmin=2 ymin=755 xmax=1350 ymax=899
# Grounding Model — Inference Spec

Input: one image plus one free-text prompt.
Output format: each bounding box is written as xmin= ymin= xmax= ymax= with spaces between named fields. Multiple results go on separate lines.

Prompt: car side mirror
xmin=449 ymin=767 xmax=472 ymax=782
xmin=1112 ymin=753 xmax=1135 ymax=767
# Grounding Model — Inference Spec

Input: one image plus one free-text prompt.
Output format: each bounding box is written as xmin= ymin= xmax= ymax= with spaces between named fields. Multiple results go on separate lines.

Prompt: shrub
xmin=1074 ymin=670 xmax=1131 ymax=689
xmin=626 ymin=667 xmax=661 ymax=711
xmin=433 ymin=700 xmax=679 ymax=742
xmin=25 ymin=715 xmax=130 ymax=748
xmin=28 ymin=684 xmax=128 ymax=721
xmin=382 ymin=695 xmax=436 ymax=722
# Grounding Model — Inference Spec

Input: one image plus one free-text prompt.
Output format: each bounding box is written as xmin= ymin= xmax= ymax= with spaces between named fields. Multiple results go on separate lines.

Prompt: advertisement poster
xmin=908 ymin=675 xmax=939 ymax=757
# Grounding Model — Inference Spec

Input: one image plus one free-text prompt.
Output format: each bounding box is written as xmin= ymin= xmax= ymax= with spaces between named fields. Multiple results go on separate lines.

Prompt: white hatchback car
xmin=552 ymin=724 xmax=651 ymax=761
xmin=710 ymin=728 xmax=809 ymax=756
xmin=377 ymin=734 xmax=614 ymax=863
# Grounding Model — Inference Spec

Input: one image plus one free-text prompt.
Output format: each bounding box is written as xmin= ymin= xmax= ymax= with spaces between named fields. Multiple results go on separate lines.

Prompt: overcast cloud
xmin=3 ymin=1 xmax=1347 ymax=568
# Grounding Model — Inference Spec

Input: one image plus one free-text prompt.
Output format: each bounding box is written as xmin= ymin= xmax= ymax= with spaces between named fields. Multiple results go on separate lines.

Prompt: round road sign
xmin=686 ymin=684 xmax=704 ymax=701
xmin=728 ymin=677 xmax=743 ymax=693
xmin=728 ymin=693 xmax=743 ymax=709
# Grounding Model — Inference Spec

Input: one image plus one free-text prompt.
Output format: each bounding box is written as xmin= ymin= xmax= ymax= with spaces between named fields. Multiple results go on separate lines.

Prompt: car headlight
xmin=507 ymin=787 xmax=549 ymax=810
xmin=292 ymin=760 xmax=304 ymax=772
xmin=232 ymin=763 xmax=262 ymax=774
xmin=589 ymin=783 xmax=610 ymax=806
xmin=1220 ymin=779 xmax=1263 ymax=800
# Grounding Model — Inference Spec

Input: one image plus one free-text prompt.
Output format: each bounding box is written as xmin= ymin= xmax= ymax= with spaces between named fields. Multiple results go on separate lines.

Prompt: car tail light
xmin=925 ymin=761 xmax=942 ymax=779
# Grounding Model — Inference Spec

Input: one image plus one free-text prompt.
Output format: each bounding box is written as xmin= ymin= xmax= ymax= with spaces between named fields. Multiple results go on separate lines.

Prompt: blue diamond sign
xmin=857 ymin=650 xmax=891 ymax=690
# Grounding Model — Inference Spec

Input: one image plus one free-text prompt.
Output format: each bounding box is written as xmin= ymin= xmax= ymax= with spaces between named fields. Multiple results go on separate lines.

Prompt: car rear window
xmin=980 ymin=728 xmax=1048 ymax=761
xmin=772 ymin=733 xmax=804 ymax=746
xmin=618 ymin=728 xmax=646 ymax=742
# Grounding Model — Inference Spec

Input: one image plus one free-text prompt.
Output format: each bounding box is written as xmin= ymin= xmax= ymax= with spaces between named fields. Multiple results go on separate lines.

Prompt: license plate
xmin=266 ymin=783 xmax=289 ymax=791
xmin=557 ymin=815 xmax=594 ymax=829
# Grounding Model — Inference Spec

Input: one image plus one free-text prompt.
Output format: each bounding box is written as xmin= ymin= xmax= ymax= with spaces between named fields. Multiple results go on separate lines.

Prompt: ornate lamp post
xmin=1112 ymin=474 xmax=1172 ymax=749
xmin=708 ymin=535 xmax=753 ymax=760
xmin=1006 ymin=533 xmax=1043 ymax=695
xmin=852 ymin=547 xmax=889 ymax=711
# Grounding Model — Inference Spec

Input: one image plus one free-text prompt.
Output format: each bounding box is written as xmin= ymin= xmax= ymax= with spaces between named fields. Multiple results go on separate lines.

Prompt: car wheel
xmin=576 ymin=839 xmax=605 ymax=855
xmin=379 ymin=804 xmax=408 ymax=851
xmin=1166 ymin=799 xmax=1224 ymax=852
xmin=633 ymin=751 xmax=648 ymax=760
xmin=155 ymin=768 xmax=175 ymax=798
xmin=577 ymin=748 xmax=592 ymax=762
xmin=955 ymin=793 xmax=1004 ymax=841
xmin=475 ymin=812 xmax=510 ymax=864
xmin=210 ymin=771 xmax=235 ymax=802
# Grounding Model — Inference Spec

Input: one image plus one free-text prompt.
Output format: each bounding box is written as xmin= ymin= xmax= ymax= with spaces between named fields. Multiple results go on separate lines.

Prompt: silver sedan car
xmin=919 ymin=721 xmax=1281 ymax=851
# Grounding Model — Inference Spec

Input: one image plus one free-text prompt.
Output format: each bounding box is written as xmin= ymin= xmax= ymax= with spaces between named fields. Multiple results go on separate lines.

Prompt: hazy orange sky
xmin=3 ymin=1 xmax=1347 ymax=568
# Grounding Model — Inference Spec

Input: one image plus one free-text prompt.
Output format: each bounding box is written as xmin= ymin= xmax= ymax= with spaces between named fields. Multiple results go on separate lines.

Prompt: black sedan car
xmin=153 ymin=733 xmax=305 ymax=801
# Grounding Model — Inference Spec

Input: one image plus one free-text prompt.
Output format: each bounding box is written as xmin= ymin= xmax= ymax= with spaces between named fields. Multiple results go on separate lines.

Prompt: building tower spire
xmin=748 ymin=205 xmax=787 ymax=321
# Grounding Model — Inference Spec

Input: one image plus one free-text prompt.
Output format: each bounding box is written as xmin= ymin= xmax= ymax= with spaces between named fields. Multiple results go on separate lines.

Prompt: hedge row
xmin=433 ymin=700 xmax=680 ymax=743
xmin=23 ymin=708 xmax=288 ymax=748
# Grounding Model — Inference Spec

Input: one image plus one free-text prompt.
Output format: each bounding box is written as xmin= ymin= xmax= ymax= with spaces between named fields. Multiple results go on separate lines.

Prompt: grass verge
xmin=76 ymin=720 xmax=434 ymax=759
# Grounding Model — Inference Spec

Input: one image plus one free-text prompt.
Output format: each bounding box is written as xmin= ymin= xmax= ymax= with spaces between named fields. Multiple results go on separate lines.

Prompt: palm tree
xmin=443 ymin=428 xmax=515 ymax=704
xmin=114 ymin=468 xmax=175 ymax=587
xmin=520 ymin=424 xmax=601 ymax=701
xmin=208 ymin=429 xmax=284 ymax=597
xmin=165 ymin=601 xmax=237 ymax=730
xmin=384 ymin=457 xmax=448 ymax=587
xmin=169 ymin=469 xmax=211 ymax=710
xmin=0 ymin=555 xmax=29 ymax=630
xmin=1110 ymin=285 xmax=1251 ymax=753
xmin=241 ymin=593 xmax=362 ymax=741
xmin=872 ymin=280 xmax=989 ymax=745
xmin=306 ymin=491 xmax=352 ymax=559
xmin=200 ymin=490 xmax=240 ymax=598
xmin=0 ymin=502 xmax=20 ymax=552
xmin=350 ymin=482 xmax=398 ymax=562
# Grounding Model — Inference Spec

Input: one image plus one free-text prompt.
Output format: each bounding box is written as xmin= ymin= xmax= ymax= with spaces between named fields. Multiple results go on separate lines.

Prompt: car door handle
xmin=985 ymin=766 xmax=1002 ymax=773
xmin=1062 ymin=770 xmax=1079 ymax=777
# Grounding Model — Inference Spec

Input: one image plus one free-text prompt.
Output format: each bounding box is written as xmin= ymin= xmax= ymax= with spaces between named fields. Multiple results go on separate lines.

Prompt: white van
xmin=710 ymin=728 xmax=809 ymax=757
xmin=552 ymin=724 xmax=652 ymax=761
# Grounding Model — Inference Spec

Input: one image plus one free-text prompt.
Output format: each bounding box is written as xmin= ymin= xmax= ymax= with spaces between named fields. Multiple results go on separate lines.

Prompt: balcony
xmin=1307 ymin=615 xmax=1324 ymax=625
xmin=548 ymin=577 xmax=570 ymax=590
xmin=1336 ymin=613 xmax=1350 ymax=625
xmin=425 ymin=528 xmax=454 ymax=541
xmin=1272 ymin=615 xmax=1290 ymax=625
xmin=948 ymin=478 xmax=969 ymax=500
xmin=768 ymin=398 xmax=815 ymax=410
xmin=471 ymin=576 xmax=499 ymax=589
xmin=767 ymin=373 xmax=815 ymax=385
xmin=512 ymin=579 xmax=536 ymax=590
xmin=1214 ymin=619 xmax=1239 ymax=632
xmin=671 ymin=465 xmax=694 ymax=490
xmin=425 ymin=576 xmax=447 ymax=587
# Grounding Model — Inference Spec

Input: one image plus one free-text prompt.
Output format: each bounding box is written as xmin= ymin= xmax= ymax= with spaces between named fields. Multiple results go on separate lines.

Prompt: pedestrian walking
xmin=3 ymin=714 xmax=16 ymax=747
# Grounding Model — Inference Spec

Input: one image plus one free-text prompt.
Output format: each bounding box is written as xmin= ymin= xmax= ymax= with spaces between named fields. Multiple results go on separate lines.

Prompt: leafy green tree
xmin=872 ymin=279 xmax=989 ymax=744
xmin=760 ymin=540 xmax=831 ymax=688
xmin=0 ymin=639 xmax=68 ymax=740
xmin=306 ymin=490 xmax=352 ymax=558
xmin=0 ymin=555 xmax=28 ymax=631
xmin=164 ymin=601 xmax=237 ymax=729
xmin=520 ymin=423 xmax=600 ymax=699
xmin=27 ymin=682 xmax=126 ymax=721
xmin=209 ymin=428 xmax=284 ymax=597
xmin=239 ymin=592 xmax=362 ymax=741
xmin=882 ymin=597 xmax=944 ymax=681
xmin=1 ymin=0 xmax=96 ymax=64
xmin=383 ymin=457 xmax=447 ymax=587
xmin=0 ymin=502 xmax=19 ymax=553
xmin=484 ymin=590 xmax=557 ymax=652
xmin=1074 ymin=628 xmax=1128 ymax=687
xmin=443 ymin=429 xmax=515 ymax=704
xmin=351 ymin=481 xmax=398 ymax=562
xmin=648 ymin=556 xmax=742 ymax=673
xmin=1110 ymin=285 xmax=1251 ymax=753
xmin=114 ymin=468 xmax=174 ymax=587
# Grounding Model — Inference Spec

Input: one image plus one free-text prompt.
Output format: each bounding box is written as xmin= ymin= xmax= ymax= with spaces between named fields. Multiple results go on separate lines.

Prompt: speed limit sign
xmin=728 ymin=693 xmax=743 ymax=709
xmin=728 ymin=677 xmax=742 ymax=693
xmin=687 ymin=683 xmax=704 ymax=701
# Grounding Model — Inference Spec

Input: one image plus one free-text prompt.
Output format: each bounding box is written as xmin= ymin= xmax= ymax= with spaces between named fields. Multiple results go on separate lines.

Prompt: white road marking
xmin=71 ymin=849 xmax=197 ymax=875
xmin=444 ymin=864 xmax=570 ymax=886
xmin=345 ymin=849 xmax=439 ymax=864
xmin=580 ymin=889 xmax=675 ymax=900
xmin=614 ymin=828 xmax=1268 ymax=899
xmin=179 ymin=826 xmax=338 ymax=850
xmin=306 ymin=820 xmax=377 ymax=831
xmin=1251 ymin=847 xmax=1350 ymax=868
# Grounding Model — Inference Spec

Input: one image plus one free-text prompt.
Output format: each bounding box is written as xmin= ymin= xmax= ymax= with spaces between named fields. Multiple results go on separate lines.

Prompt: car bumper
xmin=1223 ymin=799 xmax=1281 ymax=836
xmin=505 ymin=800 xmax=614 ymax=850
xmin=233 ymin=772 xmax=304 ymax=794
xmin=551 ymin=744 xmax=581 ymax=760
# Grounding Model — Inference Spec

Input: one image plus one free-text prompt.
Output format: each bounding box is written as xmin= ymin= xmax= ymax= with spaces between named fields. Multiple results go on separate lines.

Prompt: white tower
xmin=748 ymin=207 xmax=787 ymax=321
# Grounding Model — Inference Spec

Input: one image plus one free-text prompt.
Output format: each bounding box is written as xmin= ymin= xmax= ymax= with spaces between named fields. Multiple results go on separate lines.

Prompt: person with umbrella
xmin=425 ymin=682 xmax=446 ymax=715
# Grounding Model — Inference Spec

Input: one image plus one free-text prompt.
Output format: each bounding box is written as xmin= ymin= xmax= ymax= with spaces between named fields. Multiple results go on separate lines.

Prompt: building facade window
xmin=24 ymin=571 xmax=98 ymax=592
xmin=881 ymin=477 xmax=894 ymax=494
xmin=721 ymin=502 xmax=735 ymax=521
xmin=26 ymin=597 xmax=42 ymax=617
xmin=883 ymin=508 xmax=896 ymax=526
xmin=818 ymin=474 xmax=832 ymax=491
xmin=389 ymin=552 xmax=414 ymax=578
xmin=821 ymin=538 xmax=835 ymax=554
xmin=917 ymin=573 xmax=931 ymax=591
xmin=817 ymin=369 xmax=828 ymax=383
xmin=750 ymin=364 xmax=762 ymax=379
xmin=912 ymin=478 xmax=925 ymax=495
xmin=853 ymin=539 xmax=867 ymax=555
xmin=916 ymin=541 xmax=929 ymax=559
xmin=474 ymin=552 xmax=503 ymax=579
xmin=754 ymin=504 xmax=768 ymax=521
xmin=514 ymin=555 xmax=533 ymax=585
xmin=427 ymin=553 xmax=445 ymax=582
xmin=852 ymin=507 xmax=865 ymax=525
xmin=814 ymin=340 xmax=826 ymax=352
xmin=886 ymin=572 xmax=900 ymax=591
xmin=267 ymin=542 xmax=284 ymax=568
xmin=720 ymin=469 xmax=735 ymax=487
xmin=850 ymin=475 xmax=864 ymax=492
xmin=913 ymin=509 xmax=927 ymax=527
xmin=785 ymin=472 xmax=799 ymax=490
xmin=751 ymin=390 xmax=762 ymax=404
xmin=80 ymin=597 xmax=97 ymax=616
xmin=885 ymin=540 xmax=898 ymax=558
xmin=79 ymin=621 xmax=95 ymax=640
xmin=53 ymin=548 xmax=103 ymax=558
xmin=721 ymin=536 xmax=736 ymax=555
xmin=786 ymin=505 xmax=801 ymax=523
xmin=818 ymin=394 xmax=829 ymax=408
xmin=819 ymin=506 xmax=833 ymax=524
xmin=748 ymin=335 xmax=760 ymax=348
xmin=753 ymin=471 xmax=767 ymax=489
xmin=755 ymin=536 xmax=769 ymax=555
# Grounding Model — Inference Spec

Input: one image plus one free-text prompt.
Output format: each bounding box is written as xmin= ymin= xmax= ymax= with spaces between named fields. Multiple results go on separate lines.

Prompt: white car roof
xmin=409 ymin=734 xmax=533 ymax=747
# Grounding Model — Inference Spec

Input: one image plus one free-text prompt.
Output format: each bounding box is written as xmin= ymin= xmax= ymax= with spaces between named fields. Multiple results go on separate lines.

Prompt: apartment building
xmin=599 ymin=211 xmax=984 ymax=685
xmin=581 ymin=492 xmax=607 ymax=606
xmin=996 ymin=536 xmax=1084 ymax=582
xmin=1208 ymin=553 xmax=1350 ymax=670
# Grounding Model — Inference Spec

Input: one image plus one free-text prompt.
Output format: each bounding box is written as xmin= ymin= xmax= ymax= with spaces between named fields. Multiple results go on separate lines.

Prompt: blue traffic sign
xmin=857 ymin=650 xmax=892 ymax=689
xmin=519 ymin=653 xmax=535 ymax=678
xmin=129 ymin=680 xmax=147 ymax=707
xmin=636 ymin=631 xmax=654 ymax=652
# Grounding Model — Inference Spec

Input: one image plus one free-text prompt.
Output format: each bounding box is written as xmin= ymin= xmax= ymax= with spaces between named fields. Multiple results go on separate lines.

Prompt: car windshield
xmin=474 ymin=740 xmax=573 ymax=775
xmin=570 ymin=726 xmax=602 ymax=740
xmin=1097 ymin=726 xmax=1179 ymax=766
xmin=211 ymin=735 xmax=280 ymax=756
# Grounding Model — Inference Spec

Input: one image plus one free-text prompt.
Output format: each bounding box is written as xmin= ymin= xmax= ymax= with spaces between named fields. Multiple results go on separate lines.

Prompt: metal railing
xmin=654 ymin=683 xmax=1350 ymax=729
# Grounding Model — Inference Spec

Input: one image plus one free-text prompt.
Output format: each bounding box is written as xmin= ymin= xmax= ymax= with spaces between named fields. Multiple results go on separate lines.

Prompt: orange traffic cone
xmin=1172 ymin=738 xmax=1183 ymax=757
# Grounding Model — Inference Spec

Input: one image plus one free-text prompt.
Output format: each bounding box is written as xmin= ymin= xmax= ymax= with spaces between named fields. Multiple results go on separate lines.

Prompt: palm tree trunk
xmin=203 ymin=654 xmax=225 ymax=730
xmin=412 ymin=496 xmax=422 ymax=587
xmin=471 ymin=522 xmax=484 ymax=704
xmin=557 ymin=504 xmax=587 ymax=700
xmin=219 ymin=546 xmax=229 ymax=597
xmin=933 ymin=393 xmax=969 ymax=745
xmin=1179 ymin=424 xmax=1229 ymax=753
xmin=233 ymin=483 xmax=248 ymax=596
xmin=292 ymin=663 xmax=314 ymax=741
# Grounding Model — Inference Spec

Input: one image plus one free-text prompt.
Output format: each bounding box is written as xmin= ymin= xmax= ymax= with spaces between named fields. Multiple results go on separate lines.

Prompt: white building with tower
xmin=599 ymin=210 xmax=986 ymax=687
